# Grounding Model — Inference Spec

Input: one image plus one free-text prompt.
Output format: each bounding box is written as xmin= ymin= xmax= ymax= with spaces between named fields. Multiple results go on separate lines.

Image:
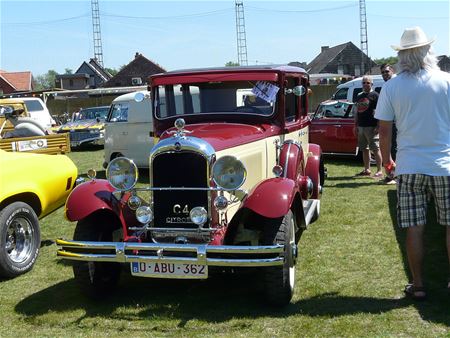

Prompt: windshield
xmin=154 ymin=80 xmax=278 ymax=119
xmin=76 ymin=107 xmax=109 ymax=121
xmin=316 ymin=101 xmax=354 ymax=118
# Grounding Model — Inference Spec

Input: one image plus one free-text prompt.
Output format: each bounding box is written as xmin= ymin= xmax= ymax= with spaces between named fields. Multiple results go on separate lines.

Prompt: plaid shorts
xmin=397 ymin=174 xmax=450 ymax=228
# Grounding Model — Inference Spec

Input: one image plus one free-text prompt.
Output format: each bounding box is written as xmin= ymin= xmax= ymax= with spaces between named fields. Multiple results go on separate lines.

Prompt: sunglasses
xmin=381 ymin=70 xmax=391 ymax=74
xmin=362 ymin=82 xmax=372 ymax=84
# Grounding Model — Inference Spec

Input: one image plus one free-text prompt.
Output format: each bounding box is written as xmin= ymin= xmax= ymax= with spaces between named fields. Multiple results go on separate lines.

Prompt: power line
xmin=4 ymin=13 xmax=89 ymax=26
xmin=246 ymin=3 xmax=357 ymax=13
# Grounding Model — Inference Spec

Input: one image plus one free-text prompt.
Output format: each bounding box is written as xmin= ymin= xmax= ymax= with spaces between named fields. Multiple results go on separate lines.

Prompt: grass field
xmin=1 ymin=148 xmax=449 ymax=337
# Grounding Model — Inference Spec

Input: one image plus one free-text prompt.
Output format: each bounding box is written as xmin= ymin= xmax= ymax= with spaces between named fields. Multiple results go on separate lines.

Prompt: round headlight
xmin=190 ymin=207 xmax=208 ymax=226
xmin=212 ymin=156 xmax=247 ymax=190
xmin=136 ymin=206 xmax=153 ymax=224
xmin=106 ymin=157 xmax=138 ymax=191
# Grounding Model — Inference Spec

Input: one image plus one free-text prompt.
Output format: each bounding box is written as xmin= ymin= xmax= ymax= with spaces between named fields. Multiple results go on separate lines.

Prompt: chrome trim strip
xmin=56 ymin=239 xmax=284 ymax=267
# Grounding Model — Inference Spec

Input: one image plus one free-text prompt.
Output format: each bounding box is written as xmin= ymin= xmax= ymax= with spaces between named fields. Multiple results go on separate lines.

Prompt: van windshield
xmin=153 ymin=80 xmax=278 ymax=119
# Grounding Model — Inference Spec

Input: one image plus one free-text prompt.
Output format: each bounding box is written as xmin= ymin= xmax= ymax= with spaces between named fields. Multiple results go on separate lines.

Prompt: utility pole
xmin=235 ymin=1 xmax=248 ymax=66
xmin=91 ymin=0 xmax=104 ymax=67
xmin=359 ymin=0 xmax=368 ymax=75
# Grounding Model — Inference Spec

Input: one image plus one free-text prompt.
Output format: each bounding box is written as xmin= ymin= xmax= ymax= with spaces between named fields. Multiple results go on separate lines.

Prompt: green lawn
xmin=0 ymin=148 xmax=448 ymax=337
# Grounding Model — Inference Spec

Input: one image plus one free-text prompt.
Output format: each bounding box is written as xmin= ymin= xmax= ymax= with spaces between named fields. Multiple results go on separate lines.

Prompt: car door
xmin=309 ymin=101 xmax=357 ymax=155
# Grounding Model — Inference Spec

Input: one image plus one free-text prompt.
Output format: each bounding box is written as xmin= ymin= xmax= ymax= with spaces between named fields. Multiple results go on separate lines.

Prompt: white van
xmin=332 ymin=75 xmax=385 ymax=102
xmin=103 ymin=90 xmax=154 ymax=168
xmin=21 ymin=97 xmax=56 ymax=129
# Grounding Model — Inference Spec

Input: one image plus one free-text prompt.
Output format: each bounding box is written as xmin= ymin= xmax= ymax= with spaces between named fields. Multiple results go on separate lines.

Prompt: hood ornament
xmin=174 ymin=118 xmax=191 ymax=138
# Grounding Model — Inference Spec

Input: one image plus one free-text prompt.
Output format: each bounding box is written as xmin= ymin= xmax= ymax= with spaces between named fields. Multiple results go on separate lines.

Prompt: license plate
xmin=131 ymin=262 xmax=208 ymax=279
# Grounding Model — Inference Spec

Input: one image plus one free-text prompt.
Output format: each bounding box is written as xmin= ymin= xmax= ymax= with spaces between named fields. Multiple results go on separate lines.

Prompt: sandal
xmin=404 ymin=284 xmax=427 ymax=301
xmin=372 ymin=171 xmax=383 ymax=179
xmin=355 ymin=169 xmax=371 ymax=177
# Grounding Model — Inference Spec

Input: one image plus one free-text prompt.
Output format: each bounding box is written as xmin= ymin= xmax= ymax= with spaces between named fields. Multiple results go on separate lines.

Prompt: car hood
xmin=58 ymin=119 xmax=105 ymax=131
xmin=160 ymin=122 xmax=280 ymax=151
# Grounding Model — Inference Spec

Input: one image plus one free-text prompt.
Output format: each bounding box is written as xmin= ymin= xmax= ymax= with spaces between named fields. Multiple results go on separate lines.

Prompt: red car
xmin=57 ymin=65 xmax=324 ymax=306
xmin=309 ymin=99 xmax=357 ymax=155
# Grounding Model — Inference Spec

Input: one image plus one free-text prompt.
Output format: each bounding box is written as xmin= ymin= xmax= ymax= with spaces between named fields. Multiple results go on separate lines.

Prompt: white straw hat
xmin=391 ymin=26 xmax=435 ymax=51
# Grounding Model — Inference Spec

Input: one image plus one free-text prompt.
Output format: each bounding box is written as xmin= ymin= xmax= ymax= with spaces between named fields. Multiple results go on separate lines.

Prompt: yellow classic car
xmin=0 ymin=99 xmax=70 ymax=154
xmin=0 ymin=149 xmax=77 ymax=277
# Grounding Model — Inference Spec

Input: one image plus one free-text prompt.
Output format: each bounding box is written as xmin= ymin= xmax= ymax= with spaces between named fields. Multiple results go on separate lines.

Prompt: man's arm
xmin=378 ymin=120 xmax=393 ymax=164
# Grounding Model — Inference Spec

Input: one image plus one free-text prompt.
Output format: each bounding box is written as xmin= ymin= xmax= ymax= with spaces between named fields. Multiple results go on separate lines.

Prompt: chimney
xmin=135 ymin=52 xmax=141 ymax=58
xmin=321 ymin=46 xmax=329 ymax=53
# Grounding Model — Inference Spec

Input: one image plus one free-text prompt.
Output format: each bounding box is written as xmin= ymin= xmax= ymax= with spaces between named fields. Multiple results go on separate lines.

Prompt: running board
xmin=303 ymin=199 xmax=320 ymax=226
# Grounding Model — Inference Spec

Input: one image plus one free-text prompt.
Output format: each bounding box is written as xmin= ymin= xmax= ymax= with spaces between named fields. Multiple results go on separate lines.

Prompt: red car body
xmin=309 ymin=99 xmax=358 ymax=155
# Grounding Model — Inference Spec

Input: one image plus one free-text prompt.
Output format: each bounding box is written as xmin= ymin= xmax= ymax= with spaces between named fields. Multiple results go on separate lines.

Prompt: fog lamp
xmin=128 ymin=195 xmax=142 ymax=210
xmin=214 ymin=195 xmax=228 ymax=210
xmin=136 ymin=206 xmax=153 ymax=224
xmin=190 ymin=207 xmax=208 ymax=225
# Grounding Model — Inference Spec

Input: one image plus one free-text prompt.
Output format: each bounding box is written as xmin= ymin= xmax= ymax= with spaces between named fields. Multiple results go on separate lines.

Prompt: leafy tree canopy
xmin=33 ymin=69 xmax=58 ymax=90
xmin=373 ymin=56 xmax=398 ymax=67
xmin=225 ymin=61 xmax=240 ymax=67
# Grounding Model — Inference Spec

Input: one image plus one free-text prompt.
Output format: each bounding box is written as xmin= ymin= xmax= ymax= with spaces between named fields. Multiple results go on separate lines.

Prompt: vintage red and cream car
xmin=56 ymin=65 xmax=324 ymax=306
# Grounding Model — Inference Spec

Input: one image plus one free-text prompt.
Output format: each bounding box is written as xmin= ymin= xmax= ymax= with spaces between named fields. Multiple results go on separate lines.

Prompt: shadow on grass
xmin=386 ymin=190 xmax=450 ymax=327
xmin=15 ymin=272 xmax=410 ymax=325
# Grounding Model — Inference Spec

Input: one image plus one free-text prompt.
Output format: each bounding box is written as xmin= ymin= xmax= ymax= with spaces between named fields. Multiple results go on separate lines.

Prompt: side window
xmin=24 ymin=100 xmax=43 ymax=112
xmin=285 ymin=77 xmax=298 ymax=122
xmin=108 ymin=103 xmax=128 ymax=122
xmin=333 ymin=88 xmax=348 ymax=100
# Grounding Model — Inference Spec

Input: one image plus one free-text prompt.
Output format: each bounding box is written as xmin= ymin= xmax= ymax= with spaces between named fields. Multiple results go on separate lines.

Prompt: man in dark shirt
xmin=354 ymin=76 xmax=382 ymax=177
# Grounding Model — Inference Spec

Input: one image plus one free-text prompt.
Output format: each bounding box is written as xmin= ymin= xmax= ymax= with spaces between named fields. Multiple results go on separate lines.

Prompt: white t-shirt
xmin=375 ymin=69 xmax=450 ymax=176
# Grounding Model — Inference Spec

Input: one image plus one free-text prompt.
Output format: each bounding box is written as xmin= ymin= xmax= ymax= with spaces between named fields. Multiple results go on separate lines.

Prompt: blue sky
xmin=1 ymin=0 xmax=449 ymax=76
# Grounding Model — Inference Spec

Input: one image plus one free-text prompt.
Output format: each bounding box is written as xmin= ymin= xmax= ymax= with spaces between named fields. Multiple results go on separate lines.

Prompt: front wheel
xmin=72 ymin=215 xmax=121 ymax=298
xmin=262 ymin=210 xmax=297 ymax=306
xmin=0 ymin=202 xmax=40 ymax=278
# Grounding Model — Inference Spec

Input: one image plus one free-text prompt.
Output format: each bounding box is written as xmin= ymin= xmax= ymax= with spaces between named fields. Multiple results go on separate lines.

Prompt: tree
xmin=105 ymin=67 xmax=119 ymax=76
xmin=225 ymin=61 xmax=239 ymax=67
xmin=373 ymin=56 xmax=398 ymax=66
xmin=33 ymin=69 xmax=58 ymax=90
xmin=64 ymin=68 xmax=73 ymax=74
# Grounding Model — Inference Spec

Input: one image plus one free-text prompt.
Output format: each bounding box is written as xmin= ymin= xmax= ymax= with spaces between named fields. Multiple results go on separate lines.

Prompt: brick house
xmin=307 ymin=42 xmax=377 ymax=77
xmin=55 ymin=58 xmax=112 ymax=90
xmin=102 ymin=53 xmax=166 ymax=87
xmin=0 ymin=70 xmax=34 ymax=95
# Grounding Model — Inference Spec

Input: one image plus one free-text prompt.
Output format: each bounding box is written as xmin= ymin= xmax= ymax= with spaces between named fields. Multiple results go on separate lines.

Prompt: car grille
xmin=69 ymin=131 xmax=100 ymax=142
xmin=152 ymin=151 xmax=209 ymax=229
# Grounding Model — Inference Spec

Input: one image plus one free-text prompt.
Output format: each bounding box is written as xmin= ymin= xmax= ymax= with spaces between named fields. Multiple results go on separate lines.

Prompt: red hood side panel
xmin=160 ymin=123 xmax=281 ymax=151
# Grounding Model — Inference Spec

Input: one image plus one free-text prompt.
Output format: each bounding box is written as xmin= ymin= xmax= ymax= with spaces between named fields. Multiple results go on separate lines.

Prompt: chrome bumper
xmin=56 ymin=239 xmax=284 ymax=267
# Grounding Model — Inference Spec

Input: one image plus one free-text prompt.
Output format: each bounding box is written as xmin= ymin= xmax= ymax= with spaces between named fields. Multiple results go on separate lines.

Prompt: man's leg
xmin=374 ymin=149 xmax=382 ymax=173
xmin=447 ymin=226 xmax=450 ymax=288
xmin=362 ymin=148 xmax=370 ymax=171
xmin=406 ymin=225 xmax=425 ymax=293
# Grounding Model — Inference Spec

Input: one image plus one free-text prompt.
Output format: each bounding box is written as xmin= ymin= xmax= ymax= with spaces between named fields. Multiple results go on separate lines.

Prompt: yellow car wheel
xmin=0 ymin=202 xmax=40 ymax=278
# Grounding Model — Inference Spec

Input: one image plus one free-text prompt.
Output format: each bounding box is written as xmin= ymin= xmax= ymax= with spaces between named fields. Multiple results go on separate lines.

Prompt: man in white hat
xmin=376 ymin=26 xmax=450 ymax=300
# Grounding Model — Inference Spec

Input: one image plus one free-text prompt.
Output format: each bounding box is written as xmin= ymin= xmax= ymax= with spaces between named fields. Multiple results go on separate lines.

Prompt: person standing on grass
xmin=379 ymin=63 xmax=397 ymax=185
xmin=375 ymin=26 xmax=450 ymax=300
xmin=354 ymin=75 xmax=383 ymax=178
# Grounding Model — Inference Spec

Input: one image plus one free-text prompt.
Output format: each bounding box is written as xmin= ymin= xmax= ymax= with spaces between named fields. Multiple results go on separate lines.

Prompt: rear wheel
xmin=0 ymin=202 xmax=40 ymax=278
xmin=262 ymin=210 xmax=297 ymax=306
xmin=72 ymin=214 xmax=121 ymax=298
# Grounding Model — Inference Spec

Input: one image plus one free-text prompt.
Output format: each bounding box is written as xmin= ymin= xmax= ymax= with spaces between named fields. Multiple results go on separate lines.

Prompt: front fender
xmin=65 ymin=179 xmax=118 ymax=221
xmin=241 ymin=178 xmax=297 ymax=218
xmin=305 ymin=143 xmax=322 ymax=199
